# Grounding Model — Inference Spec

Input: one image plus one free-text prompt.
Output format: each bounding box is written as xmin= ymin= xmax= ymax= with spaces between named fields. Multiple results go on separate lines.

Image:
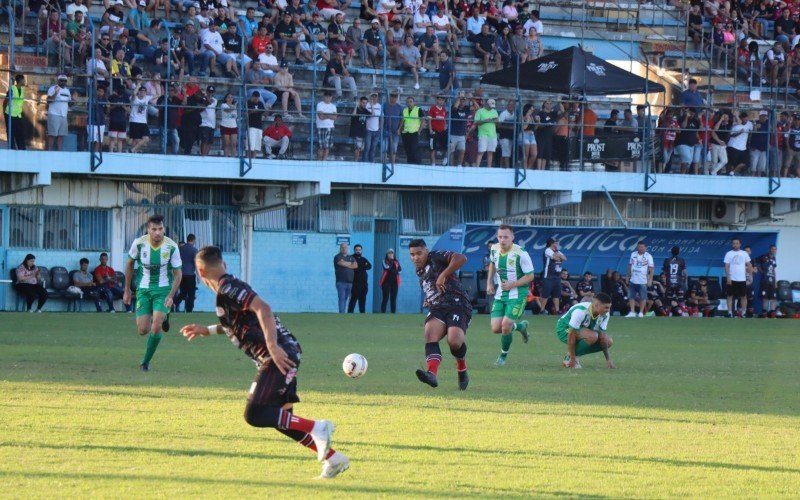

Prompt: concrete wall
xmin=750 ymin=211 xmax=800 ymax=282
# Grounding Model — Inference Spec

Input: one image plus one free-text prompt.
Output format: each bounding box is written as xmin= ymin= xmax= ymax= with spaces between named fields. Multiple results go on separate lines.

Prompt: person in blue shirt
xmin=382 ymin=92 xmax=403 ymax=166
xmin=680 ymin=78 xmax=704 ymax=107
xmin=749 ymin=111 xmax=770 ymax=177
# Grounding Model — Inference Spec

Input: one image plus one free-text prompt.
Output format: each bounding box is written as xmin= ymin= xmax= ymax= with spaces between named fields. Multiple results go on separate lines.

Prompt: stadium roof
xmin=480 ymin=45 xmax=666 ymax=96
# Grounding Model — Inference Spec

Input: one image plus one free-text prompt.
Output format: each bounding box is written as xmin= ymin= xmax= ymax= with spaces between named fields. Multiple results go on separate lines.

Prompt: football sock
xmin=141 ymin=332 xmax=163 ymax=365
xmin=500 ymin=333 xmax=513 ymax=355
xmin=575 ymin=339 xmax=603 ymax=357
xmin=511 ymin=322 xmax=519 ymax=331
xmin=425 ymin=342 xmax=442 ymax=375
xmin=278 ymin=429 xmax=336 ymax=460
xmin=451 ymin=343 xmax=467 ymax=372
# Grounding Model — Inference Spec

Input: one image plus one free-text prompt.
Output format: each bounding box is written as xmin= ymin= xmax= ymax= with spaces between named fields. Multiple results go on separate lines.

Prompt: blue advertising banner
xmin=433 ymin=224 xmax=779 ymax=279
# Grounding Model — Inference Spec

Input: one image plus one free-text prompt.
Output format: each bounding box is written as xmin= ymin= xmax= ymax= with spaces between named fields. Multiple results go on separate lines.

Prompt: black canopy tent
xmin=479 ymin=45 xmax=666 ymax=95
xmin=480 ymin=45 xmax=665 ymax=188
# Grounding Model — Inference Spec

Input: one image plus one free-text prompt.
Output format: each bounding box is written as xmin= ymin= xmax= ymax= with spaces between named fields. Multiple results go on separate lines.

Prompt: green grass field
xmin=1 ymin=312 xmax=799 ymax=498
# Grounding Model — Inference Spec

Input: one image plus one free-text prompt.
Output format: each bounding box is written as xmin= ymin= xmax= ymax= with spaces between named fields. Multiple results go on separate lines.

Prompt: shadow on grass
xmin=341 ymin=439 xmax=800 ymax=475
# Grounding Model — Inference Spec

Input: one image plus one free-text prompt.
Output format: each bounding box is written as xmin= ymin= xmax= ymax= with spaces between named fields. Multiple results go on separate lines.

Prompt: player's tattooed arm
xmin=436 ymin=252 xmax=467 ymax=292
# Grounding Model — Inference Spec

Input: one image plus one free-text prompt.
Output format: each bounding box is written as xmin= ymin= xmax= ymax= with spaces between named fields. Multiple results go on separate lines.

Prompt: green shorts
xmin=490 ymin=298 xmax=527 ymax=321
xmin=136 ymin=287 xmax=172 ymax=317
xmin=556 ymin=326 xmax=569 ymax=344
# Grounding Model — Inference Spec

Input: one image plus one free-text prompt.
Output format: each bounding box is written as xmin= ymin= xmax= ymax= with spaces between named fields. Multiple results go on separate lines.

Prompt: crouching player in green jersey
xmin=486 ymin=225 xmax=533 ymax=366
xmin=556 ymin=292 xmax=616 ymax=369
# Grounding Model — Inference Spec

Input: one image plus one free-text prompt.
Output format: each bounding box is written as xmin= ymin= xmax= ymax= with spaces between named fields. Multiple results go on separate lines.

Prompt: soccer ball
xmin=342 ymin=353 xmax=368 ymax=378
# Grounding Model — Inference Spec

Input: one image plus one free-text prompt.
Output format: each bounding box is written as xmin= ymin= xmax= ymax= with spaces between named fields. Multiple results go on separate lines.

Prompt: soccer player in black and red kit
xmin=408 ymin=239 xmax=471 ymax=391
xmin=180 ymin=246 xmax=349 ymax=479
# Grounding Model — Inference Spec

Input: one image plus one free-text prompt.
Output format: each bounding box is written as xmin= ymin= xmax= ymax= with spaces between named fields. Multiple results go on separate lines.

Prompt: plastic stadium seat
xmin=49 ymin=267 xmax=82 ymax=310
xmin=459 ymin=272 xmax=477 ymax=303
xmin=791 ymin=282 xmax=800 ymax=290
xmin=706 ymin=278 xmax=723 ymax=301
xmin=777 ymin=281 xmax=792 ymax=302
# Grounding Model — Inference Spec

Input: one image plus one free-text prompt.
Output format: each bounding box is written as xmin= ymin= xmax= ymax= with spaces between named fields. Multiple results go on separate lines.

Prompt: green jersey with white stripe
xmin=557 ymin=302 xmax=609 ymax=334
xmin=128 ymin=235 xmax=183 ymax=289
xmin=489 ymin=243 xmax=534 ymax=300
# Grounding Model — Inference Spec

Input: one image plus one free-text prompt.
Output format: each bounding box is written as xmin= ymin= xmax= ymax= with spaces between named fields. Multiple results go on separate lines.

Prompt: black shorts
xmin=430 ymin=130 xmax=447 ymax=151
xmin=426 ymin=305 xmax=471 ymax=332
xmin=761 ymin=281 xmax=777 ymax=299
xmin=199 ymin=126 xmax=215 ymax=143
xmin=727 ymin=280 xmax=747 ymax=297
xmin=541 ymin=277 xmax=561 ymax=299
xmin=246 ymin=350 xmax=301 ymax=408
xmin=536 ymin=134 xmax=553 ymax=160
xmin=128 ymin=122 xmax=149 ymax=140
xmin=727 ymin=147 xmax=747 ymax=168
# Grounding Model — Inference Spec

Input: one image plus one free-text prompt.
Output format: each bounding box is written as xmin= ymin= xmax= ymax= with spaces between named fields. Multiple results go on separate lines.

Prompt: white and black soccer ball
xmin=342 ymin=353 xmax=368 ymax=378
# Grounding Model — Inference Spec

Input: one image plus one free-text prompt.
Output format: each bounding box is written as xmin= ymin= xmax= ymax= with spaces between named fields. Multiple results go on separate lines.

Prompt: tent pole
xmin=514 ymin=53 xmax=525 ymax=187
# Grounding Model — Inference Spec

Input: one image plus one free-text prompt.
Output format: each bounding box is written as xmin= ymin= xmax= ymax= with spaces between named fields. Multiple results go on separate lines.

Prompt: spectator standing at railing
xmin=3 ymin=74 xmax=27 ymax=151
xmin=15 ymin=254 xmax=48 ymax=313
xmin=710 ymin=110 xmax=730 ymax=175
xmin=363 ymin=92 xmax=382 ymax=163
xmin=401 ymin=95 xmax=425 ymax=164
xmin=46 ymin=75 xmax=72 ymax=152
xmin=472 ymin=97 xmax=498 ymax=168
xmin=218 ymin=93 xmax=238 ymax=157
xmin=534 ymin=99 xmax=556 ymax=169
xmin=749 ymin=110 xmax=770 ymax=177
xmin=675 ymin=107 xmax=699 ymax=174
xmin=199 ymin=85 xmax=218 ymax=156
xmin=727 ymin=111 xmax=753 ymax=175
xmin=696 ymin=106 xmax=711 ymax=175
xmin=350 ymin=96 xmax=370 ymax=162
xmin=107 ymin=85 xmax=129 ymax=152
xmin=246 ymin=90 xmax=267 ymax=159
xmin=382 ymin=91 xmax=403 ymax=166
xmin=428 ymin=95 xmax=448 ymax=166
xmin=88 ymin=85 xmax=108 ymax=154
xmin=129 ymin=86 xmax=155 ymax=153
xmin=316 ymin=90 xmax=337 ymax=160
xmin=157 ymin=83 xmax=183 ymax=154
xmin=781 ymin=113 xmax=800 ymax=177
xmin=448 ymin=94 xmax=469 ymax=167
xmin=771 ymin=111 xmax=789 ymax=176
xmin=497 ymin=98 xmax=515 ymax=168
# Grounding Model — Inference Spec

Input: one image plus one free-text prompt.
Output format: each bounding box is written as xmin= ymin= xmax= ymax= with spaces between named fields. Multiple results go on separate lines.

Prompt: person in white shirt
xmin=364 ymin=92 xmax=382 ymax=163
xmin=200 ymin=23 xmax=227 ymax=76
xmin=46 ymin=75 xmax=73 ymax=151
xmin=66 ymin=0 xmax=89 ymax=24
xmin=522 ymin=9 xmax=543 ymax=35
xmin=625 ymin=241 xmax=655 ymax=317
xmin=199 ymin=85 xmax=218 ymax=156
xmin=724 ymin=237 xmax=753 ymax=318
xmin=316 ymin=90 xmax=337 ymax=161
xmin=128 ymin=86 xmax=155 ymax=153
xmin=256 ymin=45 xmax=280 ymax=80
xmin=727 ymin=111 xmax=753 ymax=175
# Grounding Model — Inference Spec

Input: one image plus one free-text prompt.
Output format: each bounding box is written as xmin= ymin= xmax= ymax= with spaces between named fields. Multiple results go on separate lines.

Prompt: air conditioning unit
xmin=231 ymin=186 xmax=261 ymax=207
xmin=711 ymin=200 xmax=746 ymax=225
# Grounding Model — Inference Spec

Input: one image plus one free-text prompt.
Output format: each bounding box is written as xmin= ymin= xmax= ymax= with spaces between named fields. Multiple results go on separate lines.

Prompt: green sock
xmin=141 ymin=332 xmax=163 ymax=365
xmin=575 ymin=339 xmax=603 ymax=357
xmin=500 ymin=333 xmax=513 ymax=356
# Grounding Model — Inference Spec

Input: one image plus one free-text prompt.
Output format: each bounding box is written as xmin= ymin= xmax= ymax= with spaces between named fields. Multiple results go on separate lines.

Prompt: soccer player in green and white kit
xmin=556 ymin=292 xmax=616 ymax=369
xmin=123 ymin=215 xmax=182 ymax=371
xmin=486 ymin=225 xmax=532 ymax=366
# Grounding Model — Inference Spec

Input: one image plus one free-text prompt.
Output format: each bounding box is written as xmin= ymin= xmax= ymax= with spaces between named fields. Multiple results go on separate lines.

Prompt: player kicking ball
xmin=409 ymin=239 xmax=471 ymax=390
xmin=180 ymin=246 xmax=349 ymax=479
xmin=485 ymin=225 xmax=533 ymax=366
xmin=556 ymin=292 xmax=616 ymax=369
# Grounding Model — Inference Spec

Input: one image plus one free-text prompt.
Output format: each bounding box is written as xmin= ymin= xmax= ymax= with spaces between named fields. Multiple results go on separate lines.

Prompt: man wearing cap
xmin=198 ymin=85 xmax=218 ymax=156
xmin=3 ymin=74 xmax=26 ymax=150
xmin=401 ymin=96 xmax=424 ymax=164
xmin=363 ymin=19 xmax=384 ymax=68
xmin=46 ymin=75 xmax=72 ymax=151
xmin=302 ymin=12 xmax=330 ymax=63
xmin=541 ymin=237 xmax=567 ymax=315
xmin=126 ymin=0 xmax=151 ymax=36
xmin=276 ymin=11 xmax=301 ymax=62
xmin=263 ymin=114 xmax=293 ymax=159
xmin=473 ymin=98 xmax=499 ymax=168
xmin=324 ymin=50 xmax=358 ymax=99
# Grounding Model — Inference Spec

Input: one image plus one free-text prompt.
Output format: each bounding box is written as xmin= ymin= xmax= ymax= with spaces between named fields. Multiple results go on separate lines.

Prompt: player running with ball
xmin=409 ymin=239 xmax=471 ymax=390
xmin=485 ymin=225 xmax=532 ymax=366
xmin=180 ymin=246 xmax=349 ymax=479
xmin=557 ymin=292 xmax=616 ymax=369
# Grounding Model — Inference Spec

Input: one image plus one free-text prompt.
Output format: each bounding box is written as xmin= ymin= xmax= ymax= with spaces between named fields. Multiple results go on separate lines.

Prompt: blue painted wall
xmin=248 ymin=231 xmax=440 ymax=313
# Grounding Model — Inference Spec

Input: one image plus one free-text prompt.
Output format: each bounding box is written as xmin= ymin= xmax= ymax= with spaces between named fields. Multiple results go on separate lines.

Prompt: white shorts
xmin=450 ymin=135 xmax=466 ymax=151
xmin=108 ymin=130 xmax=127 ymax=139
xmin=248 ymin=127 xmax=262 ymax=151
xmin=87 ymin=125 xmax=106 ymax=142
xmin=478 ymin=136 xmax=497 ymax=153
xmin=500 ymin=138 xmax=512 ymax=157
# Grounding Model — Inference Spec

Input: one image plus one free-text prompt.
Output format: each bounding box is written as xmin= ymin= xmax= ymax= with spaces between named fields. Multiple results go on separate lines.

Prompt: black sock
xmin=450 ymin=342 xmax=467 ymax=359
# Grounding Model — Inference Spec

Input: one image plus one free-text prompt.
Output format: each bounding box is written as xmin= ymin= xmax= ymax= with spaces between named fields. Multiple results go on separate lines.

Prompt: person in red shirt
xmin=263 ymin=114 xmax=293 ymax=158
xmin=657 ymin=107 xmax=678 ymax=173
xmin=428 ymin=95 xmax=448 ymax=166
xmin=251 ymin=25 xmax=274 ymax=56
xmin=92 ymin=252 xmax=130 ymax=312
xmin=698 ymin=108 xmax=713 ymax=174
